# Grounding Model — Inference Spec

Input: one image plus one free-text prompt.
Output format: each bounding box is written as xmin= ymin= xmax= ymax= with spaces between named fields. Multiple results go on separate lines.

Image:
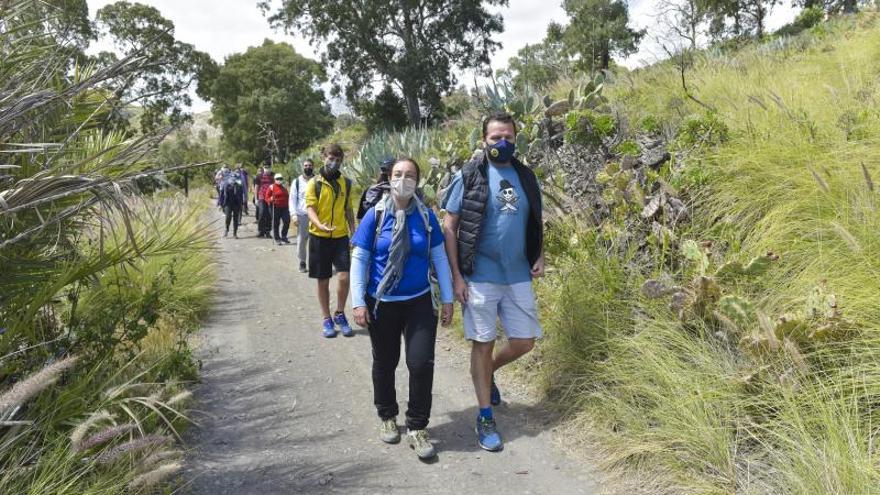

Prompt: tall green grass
xmin=534 ymin=11 xmax=880 ymax=494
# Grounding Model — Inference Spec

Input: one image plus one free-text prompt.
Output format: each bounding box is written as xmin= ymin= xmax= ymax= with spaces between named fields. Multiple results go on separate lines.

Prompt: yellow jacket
xmin=305 ymin=174 xmax=352 ymax=239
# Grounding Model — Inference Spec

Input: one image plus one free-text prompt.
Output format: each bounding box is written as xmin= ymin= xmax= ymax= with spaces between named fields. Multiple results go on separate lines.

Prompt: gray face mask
xmin=390 ymin=177 xmax=417 ymax=200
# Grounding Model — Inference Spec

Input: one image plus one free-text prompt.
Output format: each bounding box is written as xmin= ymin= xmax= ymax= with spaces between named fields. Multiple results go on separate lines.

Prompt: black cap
xmin=379 ymin=156 xmax=394 ymax=172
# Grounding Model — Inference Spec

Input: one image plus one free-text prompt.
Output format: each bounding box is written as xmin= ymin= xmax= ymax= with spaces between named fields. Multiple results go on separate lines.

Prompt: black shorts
xmin=308 ymin=234 xmax=351 ymax=279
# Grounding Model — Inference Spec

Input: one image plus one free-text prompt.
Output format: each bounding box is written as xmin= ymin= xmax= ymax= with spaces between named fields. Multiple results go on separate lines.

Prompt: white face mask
xmin=390 ymin=177 xmax=417 ymax=200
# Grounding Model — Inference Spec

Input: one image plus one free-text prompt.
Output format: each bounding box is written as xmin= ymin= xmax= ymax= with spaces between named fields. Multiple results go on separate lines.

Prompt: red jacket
xmin=264 ymin=183 xmax=290 ymax=208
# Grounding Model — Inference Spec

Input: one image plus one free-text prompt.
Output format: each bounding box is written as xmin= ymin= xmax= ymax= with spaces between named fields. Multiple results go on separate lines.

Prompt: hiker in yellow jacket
xmin=305 ymin=143 xmax=355 ymax=338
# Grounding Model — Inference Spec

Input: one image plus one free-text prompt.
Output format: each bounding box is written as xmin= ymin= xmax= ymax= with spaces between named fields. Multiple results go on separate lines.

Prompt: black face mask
xmin=303 ymin=168 xmax=314 ymax=177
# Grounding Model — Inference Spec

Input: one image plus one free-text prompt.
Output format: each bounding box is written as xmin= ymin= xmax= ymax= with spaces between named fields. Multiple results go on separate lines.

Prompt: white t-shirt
xmin=289 ymin=175 xmax=310 ymax=216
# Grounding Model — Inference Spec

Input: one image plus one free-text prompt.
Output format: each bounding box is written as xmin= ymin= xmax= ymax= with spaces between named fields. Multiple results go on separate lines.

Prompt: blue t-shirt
xmin=351 ymin=206 xmax=445 ymax=298
xmin=445 ymin=162 xmax=531 ymax=284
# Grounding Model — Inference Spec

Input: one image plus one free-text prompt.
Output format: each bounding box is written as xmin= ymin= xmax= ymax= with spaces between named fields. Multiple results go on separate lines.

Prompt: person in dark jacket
xmin=220 ymin=171 xmax=245 ymax=238
xmin=442 ymin=112 xmax=545 ymax=453
xmin=255 ymin=165 xmax=274 ymax=238
xmin=356 ymin=156 xmax=393 ymax=220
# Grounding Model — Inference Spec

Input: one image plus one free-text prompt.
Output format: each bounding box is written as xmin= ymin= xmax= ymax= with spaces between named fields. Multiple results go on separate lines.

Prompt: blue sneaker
xmin=490 ymin=377 xmax=501 ymax=406
xmin=322 ymin=317 xmax=337 ymax=338
xmin=334 ymin=312 xmax=353 ymax=337
xmin=475 ymin=416 xmax=503 ymax=452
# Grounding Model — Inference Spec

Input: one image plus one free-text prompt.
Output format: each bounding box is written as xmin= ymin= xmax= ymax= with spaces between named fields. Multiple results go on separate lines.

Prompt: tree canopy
xmin=259 ymin=0 xmax=507 ymax=126
xmin=96 ymin=1 xmax=216 ymax=132
xmin=200 ymin=39 xmax=334 ymax=164
xmin=559 ymin=0 xmax=646 ymax=72
xmin=497 ymin=37 xmax=572 ymax=91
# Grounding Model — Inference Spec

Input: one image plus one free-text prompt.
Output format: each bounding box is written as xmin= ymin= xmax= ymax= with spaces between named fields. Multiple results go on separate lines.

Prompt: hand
xmin=453 ymin=276 xmax=469 ymax=304
xmin=530 ymin=256 xmax=545 ymax=278
xmin=320 ymin=222 xmax=334 ymax=233
xmin=440 ymin=303 xmax=453 ymax=327
xmin=353 ymin=306 xmax=370 ymax=327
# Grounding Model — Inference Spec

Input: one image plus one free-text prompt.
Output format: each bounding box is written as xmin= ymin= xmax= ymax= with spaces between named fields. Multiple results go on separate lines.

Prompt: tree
xmin=559 ymin=0 xmax=646 ymax=73
xmin=704 ymin=0 xmax=779 ymax=39
xmin=655 ymin=0 xmax=710 ymax=50
xmin=201 ymin=39 xmax=334 ymax=164
xmin=794 ymin=0 xmax=865 ymax=14
xmin=355 ymin=85 xmax=409 ymax=133
xmin=499 ymin=37 xmax=572 ymax=91
xmin=259 ymin=0 xmax=507 ymax=126
xmin=96 ymin=1 xmax=216 ymax=132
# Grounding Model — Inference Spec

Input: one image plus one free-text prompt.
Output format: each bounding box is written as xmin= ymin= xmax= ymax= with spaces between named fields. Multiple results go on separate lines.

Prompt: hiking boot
xmin=233 ymin=233 xmax=239 ymax=239
xmin=475 ymin=416 xmax=503 ymax=452
xmin=223 ymin=230 xmax=229 ymax=238
xmin=276 ymin=240 xmax=283 ymax=246
xmin=299 ymin=262 xmax=307 ymax=273
xmin=379 ymin=418 xmax=400 ymax=444
xmin=407 ymin=429 xmax=436 ymax=459
xmin=490 ymin=377 xmax=501 ymax=406
xmin=282 ymin=237 xmax=291 ymax=244
xmin=334 ymin=312 xmax=353 ymax=337
xmin=322 ymin=317 xmax=337 ymax=338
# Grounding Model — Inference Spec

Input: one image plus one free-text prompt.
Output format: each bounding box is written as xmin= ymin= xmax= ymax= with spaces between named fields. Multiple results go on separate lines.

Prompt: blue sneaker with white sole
xmin=476 ymin=416 xmax=503 ymax=452
xmin=322 ymin=317 xmax=337 ymax=338
xmin=334 ymin=312 xmax=354 ymax=337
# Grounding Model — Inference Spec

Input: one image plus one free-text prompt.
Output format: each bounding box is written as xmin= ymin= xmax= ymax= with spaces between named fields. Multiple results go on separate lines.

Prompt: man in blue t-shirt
xmin=443 ymin=112 xmax=545 ymax=453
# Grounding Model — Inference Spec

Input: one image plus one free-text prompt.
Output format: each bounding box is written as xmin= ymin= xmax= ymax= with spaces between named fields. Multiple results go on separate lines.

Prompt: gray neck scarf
xmin=373 ymin=195 xmax=416 ymax=311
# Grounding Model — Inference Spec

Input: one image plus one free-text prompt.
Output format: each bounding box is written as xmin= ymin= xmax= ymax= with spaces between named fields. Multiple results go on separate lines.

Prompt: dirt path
xmin=183 ymin=210 xmax=600 ymax=494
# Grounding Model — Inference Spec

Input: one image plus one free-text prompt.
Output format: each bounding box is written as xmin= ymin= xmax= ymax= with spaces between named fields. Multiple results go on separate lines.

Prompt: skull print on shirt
xmin=497 ymin=179 xmax=519 ymax=214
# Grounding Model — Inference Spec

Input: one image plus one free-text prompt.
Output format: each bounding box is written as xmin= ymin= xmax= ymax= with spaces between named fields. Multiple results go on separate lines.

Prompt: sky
xmin=88 ymin=0 xmax=797 ymax=113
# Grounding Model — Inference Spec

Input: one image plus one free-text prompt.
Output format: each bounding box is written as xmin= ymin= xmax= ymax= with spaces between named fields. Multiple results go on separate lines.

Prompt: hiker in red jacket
xmin=265 ymin=173 xmax=291 ymax=245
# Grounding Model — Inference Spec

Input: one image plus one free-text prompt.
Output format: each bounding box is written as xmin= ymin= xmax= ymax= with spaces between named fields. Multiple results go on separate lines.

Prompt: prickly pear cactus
xmin=681 ymin=240 xmax=710 ymax=275
xmin=716 ymin=295 xmax=756 ymax=331
xmin=714 ymin=252 xmax=779 ymax=279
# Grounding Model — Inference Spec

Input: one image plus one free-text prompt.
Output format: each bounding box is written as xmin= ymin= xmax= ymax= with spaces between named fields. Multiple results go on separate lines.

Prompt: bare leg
xmin=471 ymin=341 xmax=495 ymax=409
xmin=317 ymin=278 xmax=331 ymax=319
xmin=335 ymin=271 xmax=350 ymax=314
xmin=492 ymin=338 xmax=535 ymax=372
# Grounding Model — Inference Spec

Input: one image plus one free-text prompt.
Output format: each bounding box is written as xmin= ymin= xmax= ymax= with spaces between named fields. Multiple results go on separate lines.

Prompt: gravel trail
xmin=183 ymin=211 xmax=600 ymax=494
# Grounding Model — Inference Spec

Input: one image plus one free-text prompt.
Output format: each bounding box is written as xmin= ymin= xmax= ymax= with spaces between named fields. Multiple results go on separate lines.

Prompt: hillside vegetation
xmin=531 ymin=12 xmax=880 ymax=494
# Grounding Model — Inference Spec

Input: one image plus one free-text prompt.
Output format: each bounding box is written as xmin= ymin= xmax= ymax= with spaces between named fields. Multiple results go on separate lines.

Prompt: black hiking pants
xmin=365 ymin=293 xmax=437 ymax=430
xmin=258 ymin=200 xmax=272 ymax=235
xmin=224 ymin=205 xmax=242 ymax=235
xmin=272 ymin=205 xmax=290 ymax=241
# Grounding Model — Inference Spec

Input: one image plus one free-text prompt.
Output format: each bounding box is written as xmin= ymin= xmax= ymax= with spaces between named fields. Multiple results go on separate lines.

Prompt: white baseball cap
xmin=274 ymin=173 xmax=283 ymax=179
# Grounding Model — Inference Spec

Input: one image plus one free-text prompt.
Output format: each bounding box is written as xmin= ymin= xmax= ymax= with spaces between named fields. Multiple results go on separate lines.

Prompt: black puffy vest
xmin=456 ymin=155 xmax=543 ymax=276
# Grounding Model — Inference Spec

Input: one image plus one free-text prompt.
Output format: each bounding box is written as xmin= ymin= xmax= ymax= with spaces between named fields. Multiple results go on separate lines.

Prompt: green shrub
xmin=676 ymin=111 xmax=730 ymax=148
xmin=564 ymin=109 xmax=616 ymax=147
xmin=613 ymin=139 xmax=640 ymax=157
xmin=639 ymin=114 xmax=662 ymax=134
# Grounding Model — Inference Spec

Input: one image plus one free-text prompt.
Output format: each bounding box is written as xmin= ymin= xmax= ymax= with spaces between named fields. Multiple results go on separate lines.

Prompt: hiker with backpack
xmin=255 ymin=164 xmax=274 ymax=238
xmin=219 ymin=171 xmax=245 ymax=238
xmin=350 ymin=157 xmax=453 ymax=460
xmin=442 ymin=112 xmax=545 ymax=453
xmin=356 ymin=156 xmax=393 ymax=220
xmin=305 ymin=144 xmax=355 ymax=338
xmin=289 ymin=159 xmax=315 ymax=273
xmin=235 ymin=163 xmax=250 ymax=216
xmin=265 ymin=173 xmax=291 ymax=245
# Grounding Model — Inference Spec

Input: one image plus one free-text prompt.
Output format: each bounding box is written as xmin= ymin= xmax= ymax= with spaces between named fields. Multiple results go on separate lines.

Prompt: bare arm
xmin=443 ymin=212 xmax=468 ymax=303
xmin=346 ymin=207 xmax=355 ymax=236
xmin=307 ymin=206 xmax=330 ymax=232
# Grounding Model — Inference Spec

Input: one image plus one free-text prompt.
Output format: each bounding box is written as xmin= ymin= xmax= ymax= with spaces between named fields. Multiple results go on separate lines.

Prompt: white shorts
xmin=462 ymin=281 xmax=543 ymax=342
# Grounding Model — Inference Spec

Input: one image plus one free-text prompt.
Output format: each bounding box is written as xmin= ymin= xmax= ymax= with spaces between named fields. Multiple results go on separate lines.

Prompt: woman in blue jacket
xmin=351 ymin=157 xmax=453 ymax=460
